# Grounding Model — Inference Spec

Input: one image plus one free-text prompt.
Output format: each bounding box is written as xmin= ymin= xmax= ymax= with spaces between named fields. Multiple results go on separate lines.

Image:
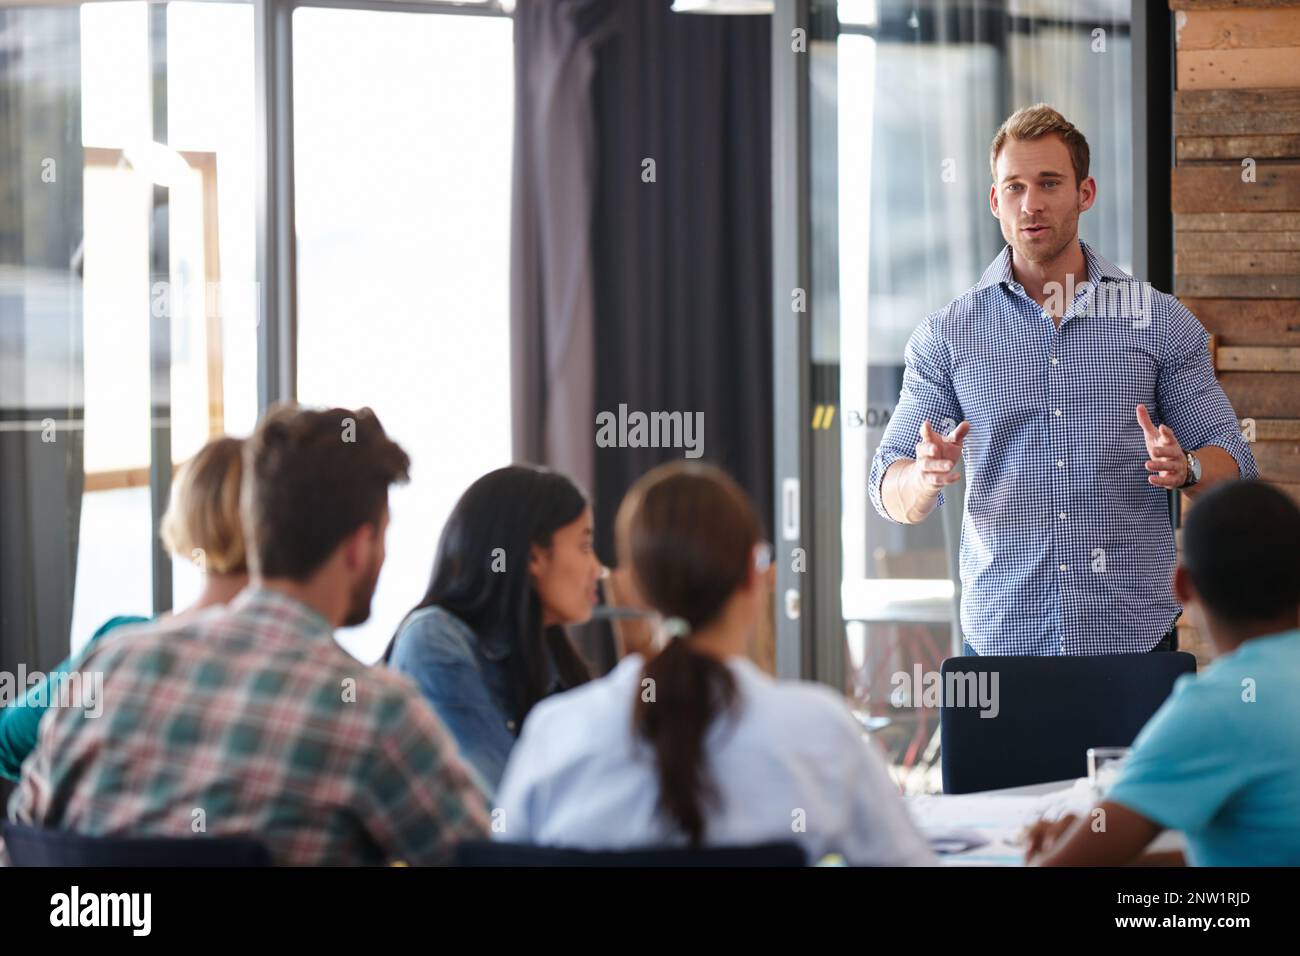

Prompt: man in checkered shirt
xmin=869 ymin=105 xmax=1257 ymax=656
xmin=4 ymin=404 xmax=490 ymax=864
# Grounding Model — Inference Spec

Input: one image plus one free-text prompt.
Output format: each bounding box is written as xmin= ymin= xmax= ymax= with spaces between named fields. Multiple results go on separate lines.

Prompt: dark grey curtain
xmin=0 ymin=8 xmax=84 ymax=680
xmin=510 ymin=0 xmax=774 ymax=675
xmin=510 ymin=0 xmax=618 ymax=674
xmin=509 ymin=0 xmax=613 ymax=500
xmin=589 ymin=1 xmax=773 ymax=559
xmin=0 ymin=8 xmax=85 ymax=807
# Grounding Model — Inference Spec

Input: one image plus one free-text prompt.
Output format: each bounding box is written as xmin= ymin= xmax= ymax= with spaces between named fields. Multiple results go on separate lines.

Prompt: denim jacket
xmin=389 ymin=606 xmax=553 ymax=795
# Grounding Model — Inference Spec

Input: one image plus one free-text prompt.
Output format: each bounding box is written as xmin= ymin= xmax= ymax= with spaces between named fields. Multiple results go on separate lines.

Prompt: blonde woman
xmin=0 ymin=436 xmax=249 ymax=780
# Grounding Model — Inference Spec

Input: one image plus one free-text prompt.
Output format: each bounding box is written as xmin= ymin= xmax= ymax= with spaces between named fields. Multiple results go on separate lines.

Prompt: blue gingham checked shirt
xmin=869 ymin=241 xmax=1258 ymax=655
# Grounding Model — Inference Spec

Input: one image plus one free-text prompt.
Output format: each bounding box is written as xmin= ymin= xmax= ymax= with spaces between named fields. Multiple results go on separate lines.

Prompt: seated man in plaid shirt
xmin=869 ymin=104 xmax=1257 ymax=657
xmin=4 ymin=404 xmax=489 ymax=865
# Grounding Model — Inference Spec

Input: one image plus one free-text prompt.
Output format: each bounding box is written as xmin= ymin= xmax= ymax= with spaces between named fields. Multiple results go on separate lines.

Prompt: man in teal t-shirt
xmin=1026 ymin=481 xmax=1300 ymax=866
xmin=1103 ymin=628 xmax=1300 ymax=865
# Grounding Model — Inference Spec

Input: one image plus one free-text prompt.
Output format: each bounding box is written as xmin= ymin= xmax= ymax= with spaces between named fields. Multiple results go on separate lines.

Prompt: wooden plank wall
xmin=1170 ymin=0 xmax=1300 ymax=660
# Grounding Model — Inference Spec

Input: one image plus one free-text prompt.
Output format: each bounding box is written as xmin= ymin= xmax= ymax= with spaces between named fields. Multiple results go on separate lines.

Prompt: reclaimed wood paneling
xmin=1171 ymin=164 xmax=1300 ymax=212
xmin=1173 ymin=2 xmax=1300 ymax=490
xmin=1183 ymin=298 xmax=1300 ymax=345
xmin=1174 ymin=0 xmax=1300 ymax=9
xmin=1176 ymin=275 xmax=1300 ymax=297
xmin=1175 ymin=88 xmax=1300 ymax=112
xmin=1178 ymin=134 xmax=1300 ymax=161
xmin=1178 ymin=48 xmax=1300 ymax=89
xmin=1176 ymin=8 xmax=1300 ymax=48
xmin=1176 ymin=211 xmax=1300 ymax=230
xmin=1247 ymin=418 xmax=1300 ymax=440
xmin=1216 ymin=345 xmax=1300 ymax=369
xmin=1176 ymin=230 xmax=1300 ymax=250
xmin=1247 ymin=439 xmax=1300 ymax=479
xmin=1175 ymin=110 xmax=1300 ymax=135
xmin=1175 ymin=250 xmax=1300 ymax=273
xmin=1219 ymin=371 xmax=1300 ymax=417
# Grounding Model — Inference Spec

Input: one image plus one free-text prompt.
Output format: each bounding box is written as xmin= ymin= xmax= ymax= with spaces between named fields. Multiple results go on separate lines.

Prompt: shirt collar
xmin=229 ymin=585 xmax=333 ymax=643
xmin=451 ymin=610 xmax=574 ymax=696
xmin=1081 ymin=241 xmax=1132 ymax=284
xmin=975 ymin=239 xmax=1131 ymax=292
xmin=418 ymin=607 xmax=514 ymax=665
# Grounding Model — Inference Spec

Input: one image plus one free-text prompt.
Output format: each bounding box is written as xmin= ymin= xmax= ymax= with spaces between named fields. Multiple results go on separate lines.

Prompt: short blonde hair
xmin=160 ymin=435 xmax=247 ymax=575
xmin=989 ymin=104 xmax=1090 ymax=186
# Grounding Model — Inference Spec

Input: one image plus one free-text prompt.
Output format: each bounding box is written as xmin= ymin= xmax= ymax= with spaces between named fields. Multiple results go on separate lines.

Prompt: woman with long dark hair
xmin=492 ymin=462 xmax=935 ymax=864
xmin=385 ymin=464 xmax=602 ymax=792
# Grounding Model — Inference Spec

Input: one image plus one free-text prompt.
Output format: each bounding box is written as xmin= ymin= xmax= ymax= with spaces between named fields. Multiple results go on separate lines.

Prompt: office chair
xmin=1 ymin=822 xmax=271 ymax=866
xmin=939 ymin=651 xmax=1196 ymax=793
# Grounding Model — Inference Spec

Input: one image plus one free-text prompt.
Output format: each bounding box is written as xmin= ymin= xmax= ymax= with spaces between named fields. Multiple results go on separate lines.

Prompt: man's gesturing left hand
xmin=1137 ymin=404 xmax=1187 ymax=489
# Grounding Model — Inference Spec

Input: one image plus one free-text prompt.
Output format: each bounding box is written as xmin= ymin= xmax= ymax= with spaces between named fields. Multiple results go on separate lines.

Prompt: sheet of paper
xmin=907 ymin=781 xmax=1098 ymax=867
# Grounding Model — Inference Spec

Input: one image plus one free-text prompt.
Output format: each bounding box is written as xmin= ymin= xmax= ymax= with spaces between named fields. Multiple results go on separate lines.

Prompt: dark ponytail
xmin=618 ymin=462 xmax=763 ymax=846
xmin=635 ymin=635 xmax=739 ymax=846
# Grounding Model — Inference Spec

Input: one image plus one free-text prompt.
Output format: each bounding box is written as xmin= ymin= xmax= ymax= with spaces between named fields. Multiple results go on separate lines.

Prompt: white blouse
xmin=493 ymin=653 xmax=936 ymax=865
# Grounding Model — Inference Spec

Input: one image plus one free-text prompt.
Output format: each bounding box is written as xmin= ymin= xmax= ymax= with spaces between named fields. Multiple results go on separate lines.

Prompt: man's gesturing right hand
xmin=913 ymin=419 xmax=971 ymax=492
xmin=881 ymin=418 xmax=971 ymax=523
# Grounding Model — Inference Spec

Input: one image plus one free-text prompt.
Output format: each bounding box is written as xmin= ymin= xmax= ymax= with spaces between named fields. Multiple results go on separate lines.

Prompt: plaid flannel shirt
xmin=3 ymin=587 xmax=490 ymax=865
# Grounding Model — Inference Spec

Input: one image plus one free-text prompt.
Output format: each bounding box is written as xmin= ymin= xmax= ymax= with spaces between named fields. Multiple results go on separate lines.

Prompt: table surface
xmin=981 ymin=779 xmax=1078 ymax=797
xmin=907 ymin=778 xmax=1184 ymax=866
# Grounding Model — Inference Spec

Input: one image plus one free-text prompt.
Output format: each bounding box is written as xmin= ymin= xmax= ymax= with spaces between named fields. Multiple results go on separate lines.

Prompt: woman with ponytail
xmin=493 ymin=462 xmax=935 ymax=865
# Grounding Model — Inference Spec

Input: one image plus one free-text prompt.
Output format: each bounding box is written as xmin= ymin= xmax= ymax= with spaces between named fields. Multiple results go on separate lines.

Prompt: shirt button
xmin=1054 ymin=409 xmax=1062 ymax=417
xmin=1051 ymin=357 xmax=1059 ymax=366
xmin=1057 ymin=460 xmax=1065 ymax=468
xmin=1059 ymin=564 xmax=1068 ymax=572
xmin=1059 ymin=512 xmax=1067 ymax=520
xmin=506 ymin=720 xmax=517 ymax=732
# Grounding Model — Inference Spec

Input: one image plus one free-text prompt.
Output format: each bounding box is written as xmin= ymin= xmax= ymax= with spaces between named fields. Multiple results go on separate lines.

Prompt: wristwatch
xmin=1181 ymin=451 xmax=1202 ymax=489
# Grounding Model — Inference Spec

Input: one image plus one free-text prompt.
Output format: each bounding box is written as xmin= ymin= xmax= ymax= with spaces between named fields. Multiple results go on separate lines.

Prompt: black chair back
xmin=1 ymin=822 xmax=271 ymax=866
xmin=940 ymin=651 xmax=1196 ymax=793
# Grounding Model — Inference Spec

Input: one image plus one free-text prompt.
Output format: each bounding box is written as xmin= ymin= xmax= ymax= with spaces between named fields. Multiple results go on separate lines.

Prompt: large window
xmin=70 ymin=1 xmax=259 ymax=652
xmin=293 ymin=6 xmax=514 ymax=663
xmin=1 ymin=0 xmax=511 ymax=678
xmin=0 ymin=1 xmax=262 ymax=657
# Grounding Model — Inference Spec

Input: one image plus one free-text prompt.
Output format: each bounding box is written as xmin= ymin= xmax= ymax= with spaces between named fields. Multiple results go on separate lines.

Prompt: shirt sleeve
xmin=868 ymin=313 xmax=965 ymax=523
xmin=389 ymin=613 xmax=517 ymax=793
xmin=1106 ymin=674 xmax=1253 ymax=833
xmin=0 ymin=680 xmax=48 ymax=782
xmin=358 ymin=689 xmax=491 ymax=865
xmin=4 ymin=709 xmax=54 ymax=838
xmin=1157 ymin=302 xmax=1258 ymax=480
xmin=825 ymin=700 xmax=936 ymax=866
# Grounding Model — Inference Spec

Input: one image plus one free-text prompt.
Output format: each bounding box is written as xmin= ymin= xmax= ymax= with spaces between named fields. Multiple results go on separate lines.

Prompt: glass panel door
xmin=1 ymin=1 xmax=257 ymax=665
xmin=72 ymin=0 xmax=258 ymax=650
xmin=804 ymin=0 xmax=1135 ymax=792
